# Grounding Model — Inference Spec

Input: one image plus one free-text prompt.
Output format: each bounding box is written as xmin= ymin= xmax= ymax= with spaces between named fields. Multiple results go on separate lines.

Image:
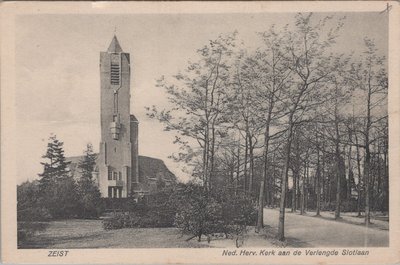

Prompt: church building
xmin=67 ymin=36 xmax=176 ymax=198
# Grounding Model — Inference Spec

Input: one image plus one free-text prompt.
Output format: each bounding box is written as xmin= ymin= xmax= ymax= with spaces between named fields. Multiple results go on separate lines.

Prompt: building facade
xmin=97 ymin=35 xmax=139 ymax=198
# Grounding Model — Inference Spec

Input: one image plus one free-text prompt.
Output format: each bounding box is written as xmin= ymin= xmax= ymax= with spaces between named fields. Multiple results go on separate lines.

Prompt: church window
xmin=118 ymin=171 xmax=122 ymax=181
xmin=108 ymin=187 xmax=112 ymax=198
xmin=108 ymin=167 xmax=112 ymax=180
xmin=113 ymin=171 xmax=118 ymax=180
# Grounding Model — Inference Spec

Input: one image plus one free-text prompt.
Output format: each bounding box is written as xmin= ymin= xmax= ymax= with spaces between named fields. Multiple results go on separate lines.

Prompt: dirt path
xmin=263 ymin=208 xmax=389 ymax=247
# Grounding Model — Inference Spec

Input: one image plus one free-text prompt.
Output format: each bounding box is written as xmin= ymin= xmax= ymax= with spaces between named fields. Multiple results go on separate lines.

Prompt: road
xmin=263 ymin=208 xmax=389 ymax=247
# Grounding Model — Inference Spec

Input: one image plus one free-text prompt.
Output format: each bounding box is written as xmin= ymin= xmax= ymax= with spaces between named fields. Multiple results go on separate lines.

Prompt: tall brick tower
xmin=98 ymin=35 xmax=139 ymax=198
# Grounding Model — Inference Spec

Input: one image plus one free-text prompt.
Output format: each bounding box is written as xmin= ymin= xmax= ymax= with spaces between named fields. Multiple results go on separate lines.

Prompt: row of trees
xmin=148 ymin=13 xmax=388 ymax=241
xmin=18 ymin=135 xmax=102 ymax=221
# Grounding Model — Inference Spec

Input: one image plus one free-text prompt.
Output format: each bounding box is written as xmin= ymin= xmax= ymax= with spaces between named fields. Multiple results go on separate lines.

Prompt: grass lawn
xmin=19 ymin=219 xmax=213 ymax=248
xmin=19 ymin=219 xmax=275 ymax=249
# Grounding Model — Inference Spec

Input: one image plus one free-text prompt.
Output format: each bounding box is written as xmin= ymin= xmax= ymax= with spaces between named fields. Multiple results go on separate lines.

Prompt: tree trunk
xmin=347 ymin=145 xmax=353 ymax=202
xmin=316 ymin=165 xmax=321 ymax=216
xmin=256 ymin=175 xmax=266 ymax=233
xmin=376 ymin=146 xmax=382 ymax=212
xmin=335 ymin=156 xmax=345 ymax=219
xmin=235 ymin=140 xmax=241 ymax=195
xmin=203 ymin=130 xmax=209 ymax=189
xmin=256 ymin=113 xmax=272 ymax=232
xmin=334 ymin=82 xmax=341 ymax=220
xmin=383 ymin=140 xmax=388 ymax=214
xmin=271 ymin=156 xmax=276 ymax=207
xmin=364 ymin=72 xmax=373 ymax=225
xmin=249 ymin=136 xmax=254 ymax=195
xmin=292 ymin=135 xmax=300 ymax=213
xmin=355 ymin=134 xmax=363 ymax=217
xmin=335 ymin=161 xmax=340 ymax=219
xmin=278 ymin=120 xmax=294 ymax=241
xmin=322 ymin=140 xmax=326 ymax=206
xmin=364 ymin=148 xmax=371 ymax=224
xmin=305 ymin=163 xmax=309 ymax=212
xmin=291 ymin=171 xmax=297 ymax=213
xmin=300 ymin=162 xmax=306 ymax=215
xmin=244 ymin=131 xmax=248 ymax=193
xmin=316 ymin=131 xmax=321 ymax=216
xmin=209 ymin=125 xmax=216 ymax=190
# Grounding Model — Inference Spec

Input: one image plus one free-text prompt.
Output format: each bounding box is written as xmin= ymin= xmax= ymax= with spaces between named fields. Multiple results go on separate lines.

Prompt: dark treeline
xmin=148 ymin=13 xmax=388 ymax=241
xmin=18 ymin=135 xmax=102 ymax=221
xmin=17 ymin=135 xmax=104 ymax=246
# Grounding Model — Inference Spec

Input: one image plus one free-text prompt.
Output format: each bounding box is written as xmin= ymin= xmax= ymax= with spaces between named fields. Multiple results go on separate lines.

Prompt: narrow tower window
xmin=108 ymin=167 xmax=112 ymax=180
xmin=110 ymin=54 xmax=120 ymax=85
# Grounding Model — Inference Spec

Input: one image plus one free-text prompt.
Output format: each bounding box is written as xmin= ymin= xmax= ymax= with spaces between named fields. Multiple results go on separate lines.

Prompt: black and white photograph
xmin=1 ymin=1 xmax=399 ymax=264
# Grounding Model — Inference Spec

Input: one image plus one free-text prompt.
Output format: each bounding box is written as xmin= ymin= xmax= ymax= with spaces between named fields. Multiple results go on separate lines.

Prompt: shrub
xmin=18 ymin=181 xmax=52 ymax=222
xmin=102 ymin=214 xmax=127 ymax=230
xmin=102 ymin=210 xmax=176 ymax=230
xmin=18 ymin=206 xmax=52 ymax=222
xmin=174 ymin=192 xmax=224 ymax=241
xmin=102 ymin=188 xmax=177 ymax=230
xmin=220 ymin=192 xmax=257 ymax=236
xmin=174 ymin=183 xmax=257 ymax=241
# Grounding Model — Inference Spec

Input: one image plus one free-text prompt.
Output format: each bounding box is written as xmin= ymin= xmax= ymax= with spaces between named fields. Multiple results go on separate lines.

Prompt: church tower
xmin=98 ymin=35 xmax=139 ymax=198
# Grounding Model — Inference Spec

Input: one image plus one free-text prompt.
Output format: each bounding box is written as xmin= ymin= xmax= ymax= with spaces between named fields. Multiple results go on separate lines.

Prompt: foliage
xmin=147 ymin=32 xmax=239 ymax=189
xmin=101 ymin=183 xmax=256 ymax=237
xmin=102 ymin=188 xmax=177 ymax=230
xmin=37 ymin=134 xmax=80 ymax=219
xmin=174 ymin=183 xmax=257 ymax=241
xmin=77 ymin=144 xmax=103 ymax=218
xmin=174 ymin=184 xmax=224 ymax=240
xmin=18 ymin=138 xmax=104 ymax=222
xmin=17 ymin=180 xmax=51 ymax=245
xmin=220 ymin=191 xmax=257 ymax=235
xmin=17 ymin=181 xmax=52 ymax=221
xmin=38 ymin=135 xmax=70 ymax=193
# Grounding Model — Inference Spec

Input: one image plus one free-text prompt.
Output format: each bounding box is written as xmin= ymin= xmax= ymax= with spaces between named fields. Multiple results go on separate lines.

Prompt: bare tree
xmin=277 ymin=13 xmax=344 ymax=241
xmin=235 ymin=25 xmax=292 ymax=232
xmin=147 ymin=33 xmax=238 ymax=190
xmin=348 ymin=38 xmax=388 ymax=224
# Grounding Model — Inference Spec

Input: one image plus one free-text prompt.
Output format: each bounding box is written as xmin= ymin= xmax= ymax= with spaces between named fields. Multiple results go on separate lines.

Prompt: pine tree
xmin=38 ymin=135 xmax=70 ymax=191
xmin=77 ymin=143 xmax=102 ymax=218
xmin=38 ymin=134 xmax=79 ymax=218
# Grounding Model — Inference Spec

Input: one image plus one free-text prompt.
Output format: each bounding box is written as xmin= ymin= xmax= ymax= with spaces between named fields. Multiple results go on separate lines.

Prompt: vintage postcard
xmin=1 ymin=1 xmax=399 ymax=264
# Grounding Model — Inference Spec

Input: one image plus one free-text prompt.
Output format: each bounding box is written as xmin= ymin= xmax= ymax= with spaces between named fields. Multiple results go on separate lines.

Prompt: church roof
xmin=130 ymin=114 xmax=138 ymax=122
xmin=107 ymin=35 xmax=123 ymax=53
xmin=66 ymin=155 xmax=177 ymax=184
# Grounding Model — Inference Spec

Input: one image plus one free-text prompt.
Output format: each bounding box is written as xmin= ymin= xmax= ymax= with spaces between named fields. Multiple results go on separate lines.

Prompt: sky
xmin=15 ymin=12 xmax=388 ymax=184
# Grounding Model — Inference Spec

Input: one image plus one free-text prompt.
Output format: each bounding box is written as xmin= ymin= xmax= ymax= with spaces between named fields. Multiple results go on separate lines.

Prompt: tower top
xmin=107 ymin=35 xmax=123 ymax=53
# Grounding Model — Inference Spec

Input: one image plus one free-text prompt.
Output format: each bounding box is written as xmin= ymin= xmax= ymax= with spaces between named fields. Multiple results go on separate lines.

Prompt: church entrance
xmin=108 ymin=187 xmax=122 ymax=198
